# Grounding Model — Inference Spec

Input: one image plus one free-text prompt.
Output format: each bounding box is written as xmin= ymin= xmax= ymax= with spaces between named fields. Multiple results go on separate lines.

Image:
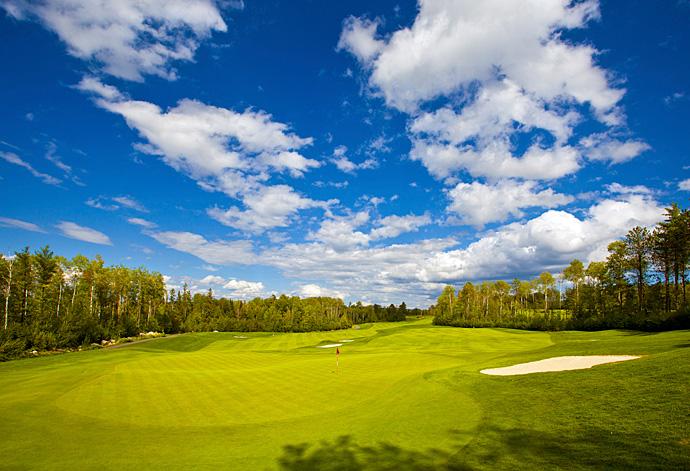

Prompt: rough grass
xmin=0 ymin=319 xmax=687 ymax=470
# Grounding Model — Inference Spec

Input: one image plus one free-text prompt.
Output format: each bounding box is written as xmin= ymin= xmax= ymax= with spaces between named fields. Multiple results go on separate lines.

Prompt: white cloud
xmin=86 ymin=197 xmax=118 ymax=211
xmin=0 ymin=216 xmax=46 ymax=233
xmin=330 ymin=145 xmax=377 ymax=174
xmin=264 ymin=238 xmax=457 ymax=306
xmin=341 ymin=0 xmax=618 ymax=115
xmin=407 ymin=80 xmax=584 ymax=181
xmin=80 ymin=78 xmax=326 ymax=232
xmin=56 ymin=221 xmax=112 ymax=245
xmin=150 ymin=231 xmax=254 ymax=265
xmin=44 ymin=142 xmax=72 ymax=175
xmin=127 ymin=217 xmax=157 ymax=229
xmin=337 ymin=16 xmax=384 ymax=63
xmin=75 ymin=76 xmax=123 ymax=100
xmin=369 ymin=213 xmax=431 ymax=240
xmin=257 ymin=151 xmax=321 ymax=177
xmin=580 ymin=133 xmax=651 ymax=164
xmin=446 ymin=180 xmax=574 ymax=227
xmin=417 ymin=194 xmax=663 ymax=283
xmin=112 ymin=195 xmax=148 ymax=212
xmin=88 ymin=195 xmax=148 ymax=212
xmin=199 ymin=275 xmax=225 ymax=285
xmin=307 ymin=211 xmax=431 ymax=250
xmin=3 ymin=0 xmax=227 ymax=81
xmin=604 ymin=182 xmax=652 ymax=195
xmin=223 ymin=279 xmax=264 ymax=299
xmin=297 ymin=283 xmax=346 ymax=300
xmin=208 ymin=185 xmax=325 ymax=233
xmin=410 ymin=139 xmax=581 ymax=180
xmin=0 ymin=151 xmax=61 ymax=185
xmin=92 ymin=94 xmax=314 ymax=184
xmin=679 ymin=179 xmax=690 ymax=191
xmin=307 ymin=211 xmax=371 ymax=250
xmin=341 ymin=1 xmax=639 ymax=185
xmin=410 ymin=80 xmax=578 ymax=145
xmin=163 ymin=273 xmax=264 ymax=299
xmin=148 ymin=193 xmax=663 ymax=306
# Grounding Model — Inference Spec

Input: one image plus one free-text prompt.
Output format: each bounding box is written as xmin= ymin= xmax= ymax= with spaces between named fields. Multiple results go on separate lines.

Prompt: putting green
xmin=0 ymin=319 xmax=688 ymax=470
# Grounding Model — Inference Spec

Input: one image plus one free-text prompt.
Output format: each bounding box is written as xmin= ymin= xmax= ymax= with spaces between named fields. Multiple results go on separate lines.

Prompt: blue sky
xmin=1 ymin=0 xmax=689 ymax=306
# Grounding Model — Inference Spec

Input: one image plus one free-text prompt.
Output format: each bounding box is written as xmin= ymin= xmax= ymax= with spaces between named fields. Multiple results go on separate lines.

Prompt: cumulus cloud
xmin=407 ymin=79 xmax=585 ymax=180
xmin=330 ymin=145 xmax=377 ymax=174
xmin=604 ymin=182 xmax=652 ymax=195
xmin=0 ymin=216 xmax=46 ymax=233
xmin=417 ymin=194 xmax=664 ymax=283
xmin=297 ymin=283 xmax=347 ymax=300
xmin=3 ymin=0 xmax=227 ymax=81
xmin=410 ymin=80 xmax=578 ymax=145
xmin=447 ymin=180 xmax=574 ymax=227
xmin=56 ymin=221 xmax=112 ymax=245
xmin=369 ymin=213 xmax=431 ymax=240
xmin=199 ymin=275 xmax=225 ymax=285
xmin=337 ymin=17 xmax=384 ymax=63
xmin=341 ymin=1 xmax=640 ymax=188
xmin=163 ymin=274 xmax=264 ymax=299
xmin=410 ymin=140 xmax=581 ymax=180
xmin=75 ymin=76 xmax=123 ymax=100
xmin=147 ymin=193 xmax=664 ymax=306
xmin=207 ymin=185 xmax=326 ymax=233
xmin=90 ymin=91 xmax=316 ymax=183
xmin=307 ymin=211 xmax=431 ymax=250
xmin=679 ymin=179 xmax=690 ymax=191
xmin=150 ymin=231 xmax=254 ymax=265
xmin=0 ymin=151 xmax=61 ymax=185
xmin=580 ymin=133 xmax=651 ymax=164
xmin=307 ymin=211 xmax=371 ymax=250
xmin=340 ymin=0 xmax=617 ymax=114
xmin=223 ymin=279 xmax=264 ymax=299
xmin=79 ymin=78 xmax=325 ymax=232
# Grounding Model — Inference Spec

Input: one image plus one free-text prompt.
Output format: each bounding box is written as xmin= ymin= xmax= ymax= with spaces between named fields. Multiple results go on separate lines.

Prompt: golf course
xmin=0 ymin=318 xmax=688 ymax=470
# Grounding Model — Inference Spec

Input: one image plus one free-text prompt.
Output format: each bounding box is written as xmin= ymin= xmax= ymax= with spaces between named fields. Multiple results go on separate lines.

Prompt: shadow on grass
xmin=276 ymin=425 xmax=689 ymax=470
xmin=133 ymin=334 xmax=218 ymax=353
xmin=616 ymin=330 xmax=661 ymax=336
xmin=276 ymin=435 xmax=470 ymax=471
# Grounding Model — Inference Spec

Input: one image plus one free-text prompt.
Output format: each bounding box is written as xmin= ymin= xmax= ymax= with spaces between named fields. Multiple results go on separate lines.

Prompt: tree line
xmin=0 ymin=247 xmax=424 ymax=360
xmin=432 ymin=204 xmax=690 ymax=331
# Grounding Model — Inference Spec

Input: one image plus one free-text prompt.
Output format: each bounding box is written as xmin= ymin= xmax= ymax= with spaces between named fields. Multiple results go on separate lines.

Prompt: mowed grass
xmin=0 ymin=319 xmax=688 ymax=470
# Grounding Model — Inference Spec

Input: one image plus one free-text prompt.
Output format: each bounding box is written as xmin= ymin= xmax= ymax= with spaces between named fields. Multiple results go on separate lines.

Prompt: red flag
xmin=336 ymin=347 xmax=340 ymax=355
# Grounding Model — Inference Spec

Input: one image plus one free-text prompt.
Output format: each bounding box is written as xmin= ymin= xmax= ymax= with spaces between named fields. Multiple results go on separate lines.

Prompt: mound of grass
xmin=0 ymin=319 xmax=687 ymax=469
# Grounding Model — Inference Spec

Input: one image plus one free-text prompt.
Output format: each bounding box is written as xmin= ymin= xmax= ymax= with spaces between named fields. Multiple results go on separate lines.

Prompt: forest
xmin=3 ymin=203 xmax=689 ymax=360
xmin=432 ymin=204 xmax=690 ymax=331
xmin=0 ymin=249 xmax=422 ymax=360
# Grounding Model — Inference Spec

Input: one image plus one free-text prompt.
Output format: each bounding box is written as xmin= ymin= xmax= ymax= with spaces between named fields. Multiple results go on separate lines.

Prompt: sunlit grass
xmin=0 ymin=319 xmax=687 ymax=470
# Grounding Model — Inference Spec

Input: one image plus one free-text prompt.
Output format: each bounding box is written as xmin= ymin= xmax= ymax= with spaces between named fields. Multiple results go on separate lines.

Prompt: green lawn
xmin=0 ymin=319 xmax=688 ymax=470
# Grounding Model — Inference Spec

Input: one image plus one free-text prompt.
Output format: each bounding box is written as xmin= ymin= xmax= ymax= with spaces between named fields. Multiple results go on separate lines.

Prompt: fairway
xmin=0 ymin=319 xmax=688 ymax=470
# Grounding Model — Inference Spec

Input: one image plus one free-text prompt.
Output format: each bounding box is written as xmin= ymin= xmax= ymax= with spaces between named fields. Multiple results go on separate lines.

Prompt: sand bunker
xmin=317 ymin=343 xmax=342 ymax=349
xmin=481 ymin=355 xmax=640 ymax=376
xmin=233 ymin=335 xmax=247 ymax=339
xmin=339 ymin=339 xmax=354 ymax=342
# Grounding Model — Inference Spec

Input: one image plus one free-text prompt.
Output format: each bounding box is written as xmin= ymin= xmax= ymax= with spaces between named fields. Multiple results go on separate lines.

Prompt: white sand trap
xmin=233 ymin=335 xmax=247 ymax=339
xmin=339 ymin=339 xmax=354 ymax=342
xmin=481 ymin=355 xmax=640 ymax=376
xmin=317 ymin=343 xmax=343 ymax=349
